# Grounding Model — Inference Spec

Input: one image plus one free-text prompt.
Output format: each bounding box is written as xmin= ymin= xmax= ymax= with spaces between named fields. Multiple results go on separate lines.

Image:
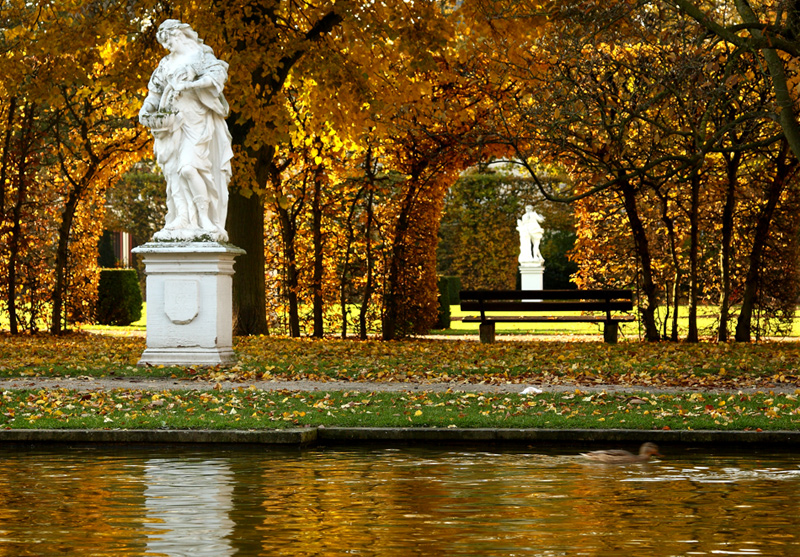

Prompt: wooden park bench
xmin=459 ymin=289 xmax=636 ymax=343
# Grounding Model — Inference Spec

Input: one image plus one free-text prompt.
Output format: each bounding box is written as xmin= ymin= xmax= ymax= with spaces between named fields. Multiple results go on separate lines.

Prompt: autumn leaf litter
xmin=2 ymin=333 xmax=800 ymax=395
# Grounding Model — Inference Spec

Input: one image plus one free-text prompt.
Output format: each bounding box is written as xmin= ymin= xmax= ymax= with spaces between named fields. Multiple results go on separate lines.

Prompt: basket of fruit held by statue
xmin=140 ymin=110 xmax=177 ymax=132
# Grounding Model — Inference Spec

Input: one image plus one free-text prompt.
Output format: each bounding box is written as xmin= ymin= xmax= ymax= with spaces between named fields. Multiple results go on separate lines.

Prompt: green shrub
xmin=97 ymin=231 xmax=117 ymax=268
xmin=442 ymin=275 xmax=462 ymax=305
xmin=96 ymin=269 xmax=143 ymax=326
xmin=542 ymin=230 xmax=578 ymax=289
xmin=435 ymin=276 xmax=453 ymax=329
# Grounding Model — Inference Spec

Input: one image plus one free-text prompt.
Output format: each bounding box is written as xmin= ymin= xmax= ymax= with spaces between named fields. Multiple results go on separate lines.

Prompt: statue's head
xmin=525 ymin=205 xmax=533 ymax=212
xmin=156 ymin=19 xmax=200 ymax=50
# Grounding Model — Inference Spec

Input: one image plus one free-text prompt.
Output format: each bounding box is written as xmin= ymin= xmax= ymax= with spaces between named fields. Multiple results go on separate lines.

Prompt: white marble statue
xmin=516 ymin=205 xmax=545 ymax=263
xmin=139 ymin=19 xmax=233 ymax=242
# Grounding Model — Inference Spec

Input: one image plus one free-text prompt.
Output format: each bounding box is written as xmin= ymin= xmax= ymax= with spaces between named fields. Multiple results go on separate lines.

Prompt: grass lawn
xmin=2 ymin=388 xmax=799 ymax=432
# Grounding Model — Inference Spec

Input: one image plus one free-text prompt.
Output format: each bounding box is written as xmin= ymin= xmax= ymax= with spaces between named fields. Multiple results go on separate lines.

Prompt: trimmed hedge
xmin=96 ymin=269 xmax=143 ymax=326
xmin=98 ymin=231 xmax=117 ymax=268
xmin=442 ymin=275 xmax=462 ymax=305
xmin=435 ymin=276 xmax=461 ymax=330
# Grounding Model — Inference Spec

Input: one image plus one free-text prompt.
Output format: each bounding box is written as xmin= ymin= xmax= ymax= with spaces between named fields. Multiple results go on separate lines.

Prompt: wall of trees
xmin=1 ymin=1 xmax=150 ymax=333
xmin=463 ymin=0 xmax=800 ymax=342
xmin=3 ymin=0 xmax=800 ymax=342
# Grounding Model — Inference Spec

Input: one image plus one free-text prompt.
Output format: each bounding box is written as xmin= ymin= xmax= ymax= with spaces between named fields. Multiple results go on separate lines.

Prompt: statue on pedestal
xmin=516 ymin=205 xmax=545 ymax=263
xmin=139 ymin=19 xmax=233 ymax=242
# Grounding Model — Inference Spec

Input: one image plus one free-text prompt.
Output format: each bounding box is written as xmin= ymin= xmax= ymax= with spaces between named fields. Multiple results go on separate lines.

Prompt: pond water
xmin=0 ymin=444 xmax=798 ymax=556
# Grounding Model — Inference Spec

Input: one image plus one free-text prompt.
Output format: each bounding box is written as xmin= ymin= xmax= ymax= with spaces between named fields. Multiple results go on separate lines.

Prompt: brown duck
xmin=581 ymin=442 xmax=662 ymax=464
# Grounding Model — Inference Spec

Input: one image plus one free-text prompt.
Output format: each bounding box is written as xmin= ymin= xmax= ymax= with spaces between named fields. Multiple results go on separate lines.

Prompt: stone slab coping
xmin=132 ymin=241 xmax=245 ymax=255
xmin=1 ymin=427 xmax=800 ymax=447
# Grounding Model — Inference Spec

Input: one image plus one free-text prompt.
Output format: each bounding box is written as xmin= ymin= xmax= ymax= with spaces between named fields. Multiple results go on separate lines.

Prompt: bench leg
xmin=479 ymin=322 xmax=496 ymax=343
xmin=603 ymin=321 xmax=619 ymax=343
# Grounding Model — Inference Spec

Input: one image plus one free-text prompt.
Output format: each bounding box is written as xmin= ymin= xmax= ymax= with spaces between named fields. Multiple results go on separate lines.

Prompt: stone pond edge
xmin=1 ymin=427 xmax=800 ymax=447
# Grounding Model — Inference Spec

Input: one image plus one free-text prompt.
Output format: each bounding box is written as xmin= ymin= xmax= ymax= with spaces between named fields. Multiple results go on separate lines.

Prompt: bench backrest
xmin=460 ymin=289 xmax=633 ymax=319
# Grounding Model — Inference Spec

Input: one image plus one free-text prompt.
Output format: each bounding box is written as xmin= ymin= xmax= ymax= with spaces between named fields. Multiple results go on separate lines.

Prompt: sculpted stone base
xmin=135 ymin=346 xmax=238 ymax=366
xmin=520 ymin=261 xmax=545 ymax=300
xmin=132 ymin=242 xmax=245 ymax=366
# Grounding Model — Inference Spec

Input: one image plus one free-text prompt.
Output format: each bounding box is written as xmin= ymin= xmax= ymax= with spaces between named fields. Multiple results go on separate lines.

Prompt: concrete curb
xmin=316 ymin=427 xmax=800 ymax=446
xmin=0 ymin=428 xmax=317 ymax=445
xmin=1 ymin=427 xmax=800 ymax=447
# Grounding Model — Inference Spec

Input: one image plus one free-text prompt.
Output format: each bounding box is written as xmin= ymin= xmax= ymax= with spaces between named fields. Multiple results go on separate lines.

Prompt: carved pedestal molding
xmin=132 ymin=242 xmax=245 ymax=366
xmin=519 ymin=260 xmax=544 ymax=301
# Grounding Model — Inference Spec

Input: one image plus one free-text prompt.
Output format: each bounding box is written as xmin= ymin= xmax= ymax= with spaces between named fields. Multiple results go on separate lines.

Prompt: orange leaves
xmin=0 ymin=333 xmax=144 ymax=375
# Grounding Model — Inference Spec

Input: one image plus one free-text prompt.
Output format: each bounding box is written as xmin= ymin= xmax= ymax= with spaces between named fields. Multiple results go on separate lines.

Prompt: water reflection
xmin=144 ymin=459 xmax=234 ymax=557
xmin=0 ymin=446 xmax=797 ymax=555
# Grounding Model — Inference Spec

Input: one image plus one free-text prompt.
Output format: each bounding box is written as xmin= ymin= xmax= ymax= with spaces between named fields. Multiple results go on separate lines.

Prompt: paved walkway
xmin=1 ymin=375 xmax=796 ymax=395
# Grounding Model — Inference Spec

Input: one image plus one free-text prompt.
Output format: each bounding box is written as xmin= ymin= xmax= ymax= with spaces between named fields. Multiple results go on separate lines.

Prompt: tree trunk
xmin=311 ymin=164 xmax=324 ymax=338
xmin=359 ymin=189 xmax=376 ymax=340
xmin=339 ymin=184 xmax=365 ymax=339
xmin=735 ymin=143 xmax=794 ymax=341
xmin=718 ymin=150 xmax=740 ymax=342
xmin=228 ymin=188 xmax=269 ymax=335
xmin=5 ymin=101 xmax=36 ymax=335
xmin=50 ymin=189 xmax=81 ymax=334
xmin=226 ymin=103 xmax=274 ymax=337
xmin=7 ymin=168 xmax=26 ymax=335
xmin=382 ymin=230 xmax=406 ymax=341
xmin=382 ymin=183 xmax=417 ymax=341
xmin=0 ymin=96 xmax=16 ymax=218
xmin=339 ymin=211 xmax=354 ymax=339
xmin=670 ymin=274 xmax=680 ymax=341
xmin=52 ymin=100 xmax=98 ymax=335
xmin=686 ymin=171 xmax=701 ymax=342
xmin=619 ymin=177 xmax=660 ymax=341
xmin=654 ymin=185 xmax=681 ymax=341
xmin=276 ymin=203 xmax=301 ymax=338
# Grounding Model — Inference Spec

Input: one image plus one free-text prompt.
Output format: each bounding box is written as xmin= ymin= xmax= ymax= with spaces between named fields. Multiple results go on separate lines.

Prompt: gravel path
xmin=1 ymin=376 xmax=795 ymax=395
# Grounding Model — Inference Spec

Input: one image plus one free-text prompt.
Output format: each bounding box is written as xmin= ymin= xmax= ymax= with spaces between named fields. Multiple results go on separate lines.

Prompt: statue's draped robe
xmin=147 ymin=50 xmax=233 ymax=239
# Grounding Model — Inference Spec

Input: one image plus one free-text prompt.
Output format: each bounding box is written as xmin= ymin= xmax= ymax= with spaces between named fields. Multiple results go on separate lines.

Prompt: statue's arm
xmin=139 ymin=90 xmax=161 ymax=118
xmin=174 ymin=58 xmax=227 ymax=96
xmin=139 ymin=68 xmax=165 ymax=118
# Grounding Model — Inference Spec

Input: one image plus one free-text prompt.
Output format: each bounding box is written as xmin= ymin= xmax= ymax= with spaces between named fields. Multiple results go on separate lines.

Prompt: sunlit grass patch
xmin=1 ymin=388 xmax=799 ymax=431
xmin=0 ymin=332 xmax=165 ymax=378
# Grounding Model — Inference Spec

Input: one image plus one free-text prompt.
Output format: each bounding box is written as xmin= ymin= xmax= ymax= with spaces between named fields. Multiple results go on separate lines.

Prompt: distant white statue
xmin=517 ymin=205 xmax=545 ymax=263
xmin=139 ymin=19 xmax=233 ymax=242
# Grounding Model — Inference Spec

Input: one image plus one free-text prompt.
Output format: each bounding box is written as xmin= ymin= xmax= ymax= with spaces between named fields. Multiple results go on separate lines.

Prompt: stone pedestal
xmin=132 ymin=242 xmax=245 ymax=366
xmin=519 ymin=261 xmax=544 ymax=292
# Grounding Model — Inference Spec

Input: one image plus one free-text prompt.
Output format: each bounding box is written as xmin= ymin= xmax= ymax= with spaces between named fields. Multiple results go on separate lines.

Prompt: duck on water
xmin=580 ymin=442 xmax=662 ymax=464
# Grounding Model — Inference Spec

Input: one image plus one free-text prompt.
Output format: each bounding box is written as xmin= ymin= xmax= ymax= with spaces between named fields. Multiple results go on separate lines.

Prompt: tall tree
xmin=670 ymin=0 xmax=800 ymax=160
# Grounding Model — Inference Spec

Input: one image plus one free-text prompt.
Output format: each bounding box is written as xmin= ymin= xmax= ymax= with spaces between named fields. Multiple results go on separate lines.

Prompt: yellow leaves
xmin=310 ymin=147 xmax=323 ymax=165
xmin=98 ymin=35 xmax=126 ymax=66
